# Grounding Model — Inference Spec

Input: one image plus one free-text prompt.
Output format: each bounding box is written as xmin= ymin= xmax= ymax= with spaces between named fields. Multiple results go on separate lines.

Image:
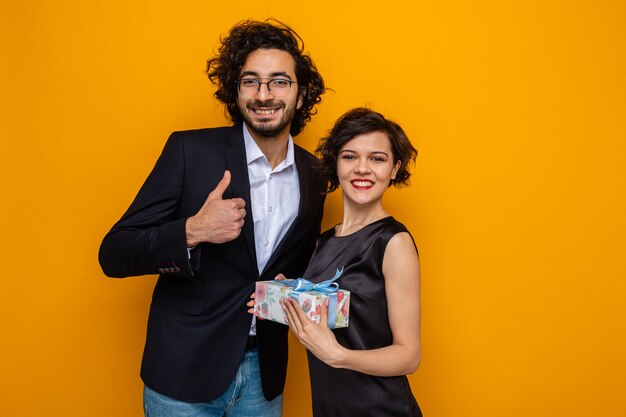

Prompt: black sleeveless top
xmin=303 ymin=216 xmax=422 ymax=417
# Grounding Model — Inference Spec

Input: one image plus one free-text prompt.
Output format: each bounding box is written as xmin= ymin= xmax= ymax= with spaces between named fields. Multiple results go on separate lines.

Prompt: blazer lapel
xmin=223 ymin=125 xmax=258 ymax=272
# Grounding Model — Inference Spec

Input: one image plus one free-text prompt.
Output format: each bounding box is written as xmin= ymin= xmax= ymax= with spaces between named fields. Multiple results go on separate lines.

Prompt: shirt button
xmin=264 ymin=241 xmax=270 ymax=247
xmin=268 ymin=206 xmax=273 ymax=213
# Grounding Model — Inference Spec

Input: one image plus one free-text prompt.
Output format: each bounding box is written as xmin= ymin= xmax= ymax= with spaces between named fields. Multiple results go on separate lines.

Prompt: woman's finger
xmin=282 ymin=299 xmax=298 ymax=333
xmin=290 ymin=296 xmax=313 ymax=325
xmin=284 ymin=298 xmax=305 ymax=334
xmin=319 ymin=298 xmax=330 ymax=329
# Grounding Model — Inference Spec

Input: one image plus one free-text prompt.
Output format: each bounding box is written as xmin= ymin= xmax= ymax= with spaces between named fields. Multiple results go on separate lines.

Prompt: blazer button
xmin=158 ymin=268 xmax=165 ymax=273
xmin=174 ymin=267 xmax=181 ymax=273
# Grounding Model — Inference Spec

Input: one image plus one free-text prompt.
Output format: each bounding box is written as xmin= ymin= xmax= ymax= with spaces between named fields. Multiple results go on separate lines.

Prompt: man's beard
xmin=240 ymin=99 xmax=296 ymax=139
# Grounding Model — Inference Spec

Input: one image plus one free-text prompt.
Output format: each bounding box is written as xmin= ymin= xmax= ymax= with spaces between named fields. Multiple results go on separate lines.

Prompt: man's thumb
xmin=208 ymin=170 xmax=231 ymax=200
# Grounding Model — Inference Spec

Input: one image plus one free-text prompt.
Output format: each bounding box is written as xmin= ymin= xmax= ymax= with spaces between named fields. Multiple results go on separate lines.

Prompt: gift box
xmin=253 ymin=269 xmax=350 ymax=329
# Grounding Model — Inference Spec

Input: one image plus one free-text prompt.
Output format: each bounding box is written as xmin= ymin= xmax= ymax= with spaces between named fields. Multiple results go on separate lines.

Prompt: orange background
xmin=2 ymin=1 xmax=625 ymax=416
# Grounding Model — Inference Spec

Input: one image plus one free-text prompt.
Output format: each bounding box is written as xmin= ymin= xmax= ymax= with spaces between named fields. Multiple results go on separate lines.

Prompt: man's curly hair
xmin=317 ymin=108 xmax=418 ymax=192
xmin=206 ymin=19 xmax=325 ymax=136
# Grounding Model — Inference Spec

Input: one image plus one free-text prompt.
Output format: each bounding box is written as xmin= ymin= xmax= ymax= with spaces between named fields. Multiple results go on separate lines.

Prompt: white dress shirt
xmin=243 ymin=124 xmax=300 ymax=335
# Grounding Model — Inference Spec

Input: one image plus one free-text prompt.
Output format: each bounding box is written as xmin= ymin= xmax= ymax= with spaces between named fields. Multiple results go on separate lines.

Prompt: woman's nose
xmin=354 ymin=160 xmax=371 ymax=173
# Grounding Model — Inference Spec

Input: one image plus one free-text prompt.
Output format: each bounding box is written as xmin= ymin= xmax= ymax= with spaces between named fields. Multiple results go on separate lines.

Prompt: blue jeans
xmin=143 ymin=350 xmax=283 ymax=417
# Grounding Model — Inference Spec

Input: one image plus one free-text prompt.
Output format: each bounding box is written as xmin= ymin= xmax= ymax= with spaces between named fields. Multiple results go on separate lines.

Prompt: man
xmin=99 ymin=19 xmax=326 ymax=416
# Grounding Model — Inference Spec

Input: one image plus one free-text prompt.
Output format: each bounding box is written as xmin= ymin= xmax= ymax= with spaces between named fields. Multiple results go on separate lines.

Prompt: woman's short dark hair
xmin=206 ymin=19 xmax=325 ymax=136
xmin=317 ymin=107 xmax=417 ymax=192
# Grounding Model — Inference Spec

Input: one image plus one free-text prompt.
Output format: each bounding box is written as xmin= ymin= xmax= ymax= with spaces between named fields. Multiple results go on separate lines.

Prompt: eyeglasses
xmin=237 ymin=78 xmax=297 ymax=96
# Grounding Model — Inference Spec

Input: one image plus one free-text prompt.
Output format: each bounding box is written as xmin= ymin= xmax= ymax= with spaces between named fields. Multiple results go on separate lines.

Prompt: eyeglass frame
xmin=236 ymin=78 xmax=298 ymax=94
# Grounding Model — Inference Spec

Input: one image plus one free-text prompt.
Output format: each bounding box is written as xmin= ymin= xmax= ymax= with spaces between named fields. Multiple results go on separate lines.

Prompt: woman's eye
xmin=341 ymin=154 xmax=356 ymax=160
xmin=371 ymin=157 xmax=387 ymax=162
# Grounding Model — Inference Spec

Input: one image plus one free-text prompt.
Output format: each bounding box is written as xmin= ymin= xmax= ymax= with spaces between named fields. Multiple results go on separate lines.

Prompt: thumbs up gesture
xmin=186 ymin=170 xmax=246 ymax=246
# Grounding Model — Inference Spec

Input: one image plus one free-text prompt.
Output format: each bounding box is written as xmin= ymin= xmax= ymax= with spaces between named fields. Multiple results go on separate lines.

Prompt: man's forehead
xmin=240 ymin=48 xmax=297 ymax=76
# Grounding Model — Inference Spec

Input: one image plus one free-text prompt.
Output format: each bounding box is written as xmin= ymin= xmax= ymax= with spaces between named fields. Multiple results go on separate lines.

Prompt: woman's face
xmin=336 ymin=131 xmax=401 ymax=207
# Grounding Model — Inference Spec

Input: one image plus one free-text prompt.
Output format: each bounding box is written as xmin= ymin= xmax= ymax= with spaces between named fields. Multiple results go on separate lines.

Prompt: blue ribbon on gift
xmin=288 ymin=267 xmax=344 ymax=294
xmin=287 ymin=267 xmax=344 ymax=328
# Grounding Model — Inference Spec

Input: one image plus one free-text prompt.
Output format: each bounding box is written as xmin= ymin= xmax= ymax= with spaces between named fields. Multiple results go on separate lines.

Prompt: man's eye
xmin=271 ymin=79 xmax=290 ymax=87
xmin=240 ymin=79 xmax=258 ymax=87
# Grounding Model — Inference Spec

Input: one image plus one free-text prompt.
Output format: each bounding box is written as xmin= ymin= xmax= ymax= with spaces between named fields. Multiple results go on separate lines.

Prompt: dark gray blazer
xmin=99 ymin=124 xmax=325 ymax=402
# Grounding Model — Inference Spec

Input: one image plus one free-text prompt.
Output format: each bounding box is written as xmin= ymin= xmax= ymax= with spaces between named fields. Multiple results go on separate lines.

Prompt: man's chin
xmin=248 ymin=121 xmax=289 ymax=139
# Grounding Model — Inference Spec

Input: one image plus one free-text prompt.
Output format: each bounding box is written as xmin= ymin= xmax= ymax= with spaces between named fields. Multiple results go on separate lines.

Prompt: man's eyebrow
xmin=269 ymin=72 xmax=293 ymax=79
xmin=239 ymin=71 xmax=294 ymax=80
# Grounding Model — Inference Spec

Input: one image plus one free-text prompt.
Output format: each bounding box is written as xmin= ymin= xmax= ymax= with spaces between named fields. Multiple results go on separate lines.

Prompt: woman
xmin=284 ymin=108 xmax=422 ymax=416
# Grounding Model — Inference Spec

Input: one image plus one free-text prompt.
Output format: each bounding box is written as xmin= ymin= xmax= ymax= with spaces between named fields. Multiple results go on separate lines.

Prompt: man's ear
xmin=296 ymin=89 xmax=305 ymax=110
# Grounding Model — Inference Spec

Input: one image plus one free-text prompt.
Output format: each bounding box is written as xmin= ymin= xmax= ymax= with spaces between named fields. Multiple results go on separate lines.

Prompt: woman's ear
xmin=391 ymin=160 xmax=401 ymax=180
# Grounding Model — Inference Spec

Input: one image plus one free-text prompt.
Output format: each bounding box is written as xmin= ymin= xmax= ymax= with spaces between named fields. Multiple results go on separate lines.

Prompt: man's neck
xmin=248 ymin=128 xmax=291 ymax=169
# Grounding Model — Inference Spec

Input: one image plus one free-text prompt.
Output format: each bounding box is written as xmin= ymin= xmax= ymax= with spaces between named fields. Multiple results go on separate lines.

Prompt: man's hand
xmin=186 ymin=170 xmax=246 ymax=247
xmin=247 ymin=274 xmax=287 ymax=314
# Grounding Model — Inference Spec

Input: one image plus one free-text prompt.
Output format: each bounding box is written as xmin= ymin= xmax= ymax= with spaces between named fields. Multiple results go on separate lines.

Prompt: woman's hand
xmin=282 ymin=296 xmax=345 ymax=367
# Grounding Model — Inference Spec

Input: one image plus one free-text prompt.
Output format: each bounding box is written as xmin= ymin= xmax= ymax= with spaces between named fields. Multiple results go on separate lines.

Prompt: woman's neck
xmin=336 ymin=199 xmax=389 ymax=237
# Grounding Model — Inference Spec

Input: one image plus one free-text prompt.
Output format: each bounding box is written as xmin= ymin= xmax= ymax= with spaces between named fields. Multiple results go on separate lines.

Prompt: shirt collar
xmin=243 ymin=123 xmax=296 ymax=170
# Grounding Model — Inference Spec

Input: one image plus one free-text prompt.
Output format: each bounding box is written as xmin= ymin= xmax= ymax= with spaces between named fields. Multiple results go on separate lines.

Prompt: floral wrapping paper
xmin=253 ymin=279 xmax=350 ymax=329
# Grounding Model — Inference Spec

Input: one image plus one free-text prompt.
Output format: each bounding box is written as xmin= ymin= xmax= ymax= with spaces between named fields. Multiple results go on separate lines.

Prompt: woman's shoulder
xmin=320 ymin=224 xmax=338 ymax=238
xmin=380 ymin=217 xmax=418 ymax=254
xmin=317 ymin=217 xmax=412 ymax=246
xmin=376 ymin=217 xmax=411 ymax=238
xmin=384 ymin=216 xmax=408 ymax=232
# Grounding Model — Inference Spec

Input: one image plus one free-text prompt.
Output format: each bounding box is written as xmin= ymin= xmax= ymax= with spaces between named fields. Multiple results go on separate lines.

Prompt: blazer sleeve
xmin=98 ymin=132 xmax=195 ymax=278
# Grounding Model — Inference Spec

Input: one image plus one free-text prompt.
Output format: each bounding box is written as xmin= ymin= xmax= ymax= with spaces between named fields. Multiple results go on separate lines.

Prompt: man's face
xmin=236 ymin=49 xmax=303 ymax=139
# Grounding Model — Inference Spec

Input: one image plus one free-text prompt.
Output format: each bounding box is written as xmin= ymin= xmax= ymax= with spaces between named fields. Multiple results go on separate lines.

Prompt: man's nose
xmin=256 ymin=82 xmax=274 ymax=100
